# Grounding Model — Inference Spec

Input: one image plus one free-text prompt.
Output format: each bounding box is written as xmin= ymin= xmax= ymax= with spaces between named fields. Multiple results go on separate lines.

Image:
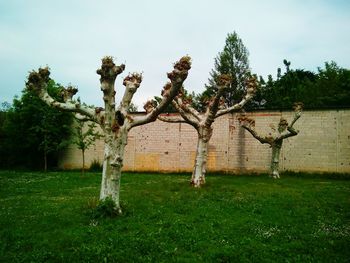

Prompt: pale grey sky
xmin=1 ymin=0 xmax=349 ymax=108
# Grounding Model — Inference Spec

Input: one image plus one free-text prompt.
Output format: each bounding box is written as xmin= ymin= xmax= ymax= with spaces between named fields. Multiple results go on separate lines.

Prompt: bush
xmin=89 ymin=159 xmax=102 ymax=172
xmin=87 ymin=197 xmax=120 ymax=219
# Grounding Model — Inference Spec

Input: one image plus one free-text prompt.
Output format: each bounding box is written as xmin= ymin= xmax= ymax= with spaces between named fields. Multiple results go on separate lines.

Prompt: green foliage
xmin=127 ymin=102 xmax=138 ymax=113
xmin=314 ymin=61 xmax=350 ymax=107
xmin=199 ymin=32 xmax=251 ymax=110
xmin=153 ymin=95 xmax=177 ymax=113
xmin=259 ymin=60 xmax=350 ymax=109
xmin=73 ymin=121 xmax=101 ymax=172
xmin=88 ymin=197 xmax=120 ymax=219
xmin=74 ymin=121 xmax=96 ymax=152
xmin=0 ymin=80 xmax=73 ymax=169
xmin=0 ymin=171 xmax=349 ymax=262
xmin=89 ymin=159 xmax=103 ymax=172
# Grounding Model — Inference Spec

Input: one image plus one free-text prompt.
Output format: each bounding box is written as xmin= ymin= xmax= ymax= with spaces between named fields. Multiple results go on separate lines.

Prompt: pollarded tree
xmin=156 ymin=74 xmax=257 ymax=187
xmin=26 ymin=56 xmax=191 ymax=213
xmin=238 ymin=103 xmax=303 ymax=178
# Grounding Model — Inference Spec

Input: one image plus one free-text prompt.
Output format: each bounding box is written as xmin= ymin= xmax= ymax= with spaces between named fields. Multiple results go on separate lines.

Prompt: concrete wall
xmin=58 ymin=109 xmax=350 ymax=173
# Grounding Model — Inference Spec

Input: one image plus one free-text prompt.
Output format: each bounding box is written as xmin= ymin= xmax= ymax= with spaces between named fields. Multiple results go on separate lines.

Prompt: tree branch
xmin=171 ymin=98 xmax=200 ymax=128
xmin=26 ymin=68 xmax=98 ymax=123
xmin=204 ymin=80 xmax=228 ymax=126
xmin=130 ymin=56 xmax=191 ymax=129
xmin=176 ymin=93 xmax=201 ymax=121
xmin=118 ymin=73 xmax=142 ymax=115
xmin=238 ymin=116 xmax=271 ymax=144
xmin=157 ymin=113 xmax=187 ymax=123
xmin=278 ymin=103 xmax=303 ymax=140
xmin=215 ymin=75 xmax=257 ymax=118
xmin=289 ymin=102 xmax=303 ymax=128
xmin=74 ymin=113 xmax=94 ymax=122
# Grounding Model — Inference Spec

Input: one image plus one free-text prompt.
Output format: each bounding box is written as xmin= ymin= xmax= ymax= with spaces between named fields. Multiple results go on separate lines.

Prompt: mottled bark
xmin=270 ymin=143 xmax=282 ymax=179
xmin=26 ymin=56 xmax=191 ymax=213
xmin=191 ymin=127 xmax=212 ymax=187
xmin=100 ymin=126 xmax=128 ymax=214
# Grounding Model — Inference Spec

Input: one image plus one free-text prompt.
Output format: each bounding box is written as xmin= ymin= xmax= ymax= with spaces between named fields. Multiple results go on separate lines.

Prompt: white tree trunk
xmin=100 ymin=126 xmax=128 ymax=214
xmin=191 ymin=137 xmax=208 ymax=187
xmin=191 ymin=127 xmax=212 ymax=187
xmin=270 ymin=143 xmax=282 ymax=179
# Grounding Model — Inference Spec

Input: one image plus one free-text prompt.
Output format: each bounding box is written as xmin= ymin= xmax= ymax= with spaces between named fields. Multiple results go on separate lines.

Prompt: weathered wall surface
xmin=58 ymin=109 xmax=350 ymax=173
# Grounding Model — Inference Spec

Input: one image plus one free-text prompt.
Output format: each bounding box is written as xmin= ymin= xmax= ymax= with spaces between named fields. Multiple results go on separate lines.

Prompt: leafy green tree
xmin=314 ymin=61 xmax=350 ymax=107
xmin=200 ymin=32 xmax=250 ymax=109
xmin=73 ymin=121 xmax=101 ymax=174
xmin=0 ymin=103 xmax=10 ymax=168
xmin=259 ymin=60 xmax=350 ymax=110
xmin=0 ymin=80 xmax=72 ymax=170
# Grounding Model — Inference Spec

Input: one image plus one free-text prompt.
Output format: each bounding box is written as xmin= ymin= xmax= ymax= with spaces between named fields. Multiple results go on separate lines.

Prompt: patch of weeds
xmin=89 ymin=159 xmax=102 ymax=172
xmin=85 ymin=197 xmax=120 ymax=219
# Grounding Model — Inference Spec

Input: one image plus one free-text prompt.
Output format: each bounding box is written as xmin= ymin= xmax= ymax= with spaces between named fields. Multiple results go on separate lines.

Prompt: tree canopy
xmin=0 ymin=80 xmax=73 ymax=169
xmin=258 ymin=60 xmax=350 ymax=110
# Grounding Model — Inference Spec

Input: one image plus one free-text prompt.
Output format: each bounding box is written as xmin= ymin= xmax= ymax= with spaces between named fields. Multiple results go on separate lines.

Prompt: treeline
xmin=252 ymin=60 xmax=350 ymax=110
xmin=157 ymin=60 xmax=350 ymax=114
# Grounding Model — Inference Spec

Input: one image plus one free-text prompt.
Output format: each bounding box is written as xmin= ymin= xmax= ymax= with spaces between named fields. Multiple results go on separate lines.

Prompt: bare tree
xmin=156 ymin=74 xmax=257 ymax=187
xmin=26 ymin=56 xmax=191 ymax=213
xmin=238 ymin=103 xmax=303 ymax=178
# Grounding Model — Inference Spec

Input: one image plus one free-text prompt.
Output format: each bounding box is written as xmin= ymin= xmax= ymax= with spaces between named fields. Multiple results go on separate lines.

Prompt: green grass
xmin=0 ymin=171 xmax=349 ymax=262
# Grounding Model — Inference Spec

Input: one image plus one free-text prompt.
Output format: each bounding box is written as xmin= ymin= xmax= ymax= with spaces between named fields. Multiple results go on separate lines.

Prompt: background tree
xmin=258 ymin=60 xmax=350 ymax=110
xmin=0 ymin=102 xmax=11 ymax=168
xmin=259 ymin=61 xmax=316 ymax=109
xmin=238 ymin=103 xmax=303 ymax=178
xmin=27 ymin=56 xmax=191 ymax=213
xmin=157 ymin=75 xmax=257 ymax=187
xmin=0 ymin=81 xmax=72 ymax=170
xmin=314 ymin=61 xmax=350 ymax=107
xmin=73 ymin=120 xmax=102 ymax=174
xmin=198 ymin=32 xmax=250 ymax=110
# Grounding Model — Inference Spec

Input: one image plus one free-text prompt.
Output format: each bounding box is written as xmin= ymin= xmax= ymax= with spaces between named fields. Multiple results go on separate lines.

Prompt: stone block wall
xmin=58 ymin=109 xmax=350 ymax=173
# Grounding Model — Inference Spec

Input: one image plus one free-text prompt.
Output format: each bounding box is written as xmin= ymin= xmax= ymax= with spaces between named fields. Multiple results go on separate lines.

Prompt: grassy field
xmin=0 ymin=171 xmax=349 ymax=262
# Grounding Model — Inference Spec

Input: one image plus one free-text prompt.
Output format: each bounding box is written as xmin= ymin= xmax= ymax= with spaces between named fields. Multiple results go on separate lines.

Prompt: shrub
xmin=89 ymin=159 xmax=102 ymax=172
xmin=87 ymin=197 xmax=120 ymax=219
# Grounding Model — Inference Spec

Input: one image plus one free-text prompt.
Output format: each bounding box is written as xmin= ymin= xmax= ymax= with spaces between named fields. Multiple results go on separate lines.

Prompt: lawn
xmin=0 ymin=171 xmax=349 ymax=262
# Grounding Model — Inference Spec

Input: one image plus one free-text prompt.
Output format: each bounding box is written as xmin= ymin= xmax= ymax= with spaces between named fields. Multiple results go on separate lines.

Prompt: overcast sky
xmin=1 ymin=0 xmax=349 ymax=108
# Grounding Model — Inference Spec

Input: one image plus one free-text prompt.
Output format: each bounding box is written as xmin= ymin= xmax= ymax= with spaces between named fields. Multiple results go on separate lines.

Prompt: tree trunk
xmin=191 ymin=127 xmax=212 ymax=187
xmin=82 ymin=149 xmax=85 ymax=175
xmin=99 ymin=126 xmax=128 ymax=214
xmin=44 ymin=152 xmax=47 ymax=173
xmin=270 ymin=142 xmax=282 ymax=179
